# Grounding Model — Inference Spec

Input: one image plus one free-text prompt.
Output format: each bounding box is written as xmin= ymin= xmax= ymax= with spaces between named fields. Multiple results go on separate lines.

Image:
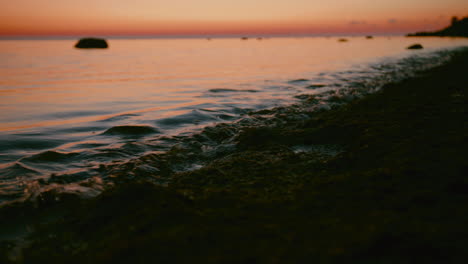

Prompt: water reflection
xmin=0 ymin=36 xmax=467 ymax=204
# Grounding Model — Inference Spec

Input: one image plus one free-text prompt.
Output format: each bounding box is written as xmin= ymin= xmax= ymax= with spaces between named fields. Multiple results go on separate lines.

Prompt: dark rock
xmin=366 ymin=36 xmax=373 ymax=39
xmin=75 ymin=38 xmax=108 ymax=49
xmin=338 ymin=38 xmax=348 ymax=42
xmin=407 ymin=44 xmax=424 ymax=50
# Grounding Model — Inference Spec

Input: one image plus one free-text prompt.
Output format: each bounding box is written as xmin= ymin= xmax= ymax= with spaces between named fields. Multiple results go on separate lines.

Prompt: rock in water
xmin=407 ymin=44 xmax=424 ymax=50
xmin=75 ymin=38 xmax=108 ymax=49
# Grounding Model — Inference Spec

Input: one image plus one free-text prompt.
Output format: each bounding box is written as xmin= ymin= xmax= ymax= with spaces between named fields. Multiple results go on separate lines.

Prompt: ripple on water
xmin=120 ymin=141 xmax=152 ymax=155
xmin=55 ymin=125 xmax=107 ymax=134
xmin=100 ymin=113 xmax=140 ymax=122
xmin=208 ymin=88 xmax=260 ymax=93
xmin=0 ymin=162 xmax=41 ymax=179
xmin=288 ymin=78 xmax=310 ymax=84
xmin=156 ymin=110 xmax=218 ymax=128
xmin=0 ymin=136 xmax=66 ymax=152
xmin=21 ymin=150 xmax=80 ymax=163
xmin=305 ymin=84 xmax=327 ymax=89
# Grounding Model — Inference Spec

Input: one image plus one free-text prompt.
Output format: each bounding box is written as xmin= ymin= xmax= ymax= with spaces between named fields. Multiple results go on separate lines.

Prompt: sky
xmin=1 ymin=0 xmax=467 ymax=36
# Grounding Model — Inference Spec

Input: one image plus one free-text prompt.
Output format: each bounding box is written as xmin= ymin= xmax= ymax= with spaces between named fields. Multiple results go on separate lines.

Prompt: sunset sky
xmin=1 ymin=0 xmax=467 ymax=36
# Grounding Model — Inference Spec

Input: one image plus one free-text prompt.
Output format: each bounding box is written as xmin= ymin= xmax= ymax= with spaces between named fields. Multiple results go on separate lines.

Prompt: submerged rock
xmin=75 ymin=38 xmax=108 ymax=49
xmin=407 ymin=44 xmax=424 ymax=50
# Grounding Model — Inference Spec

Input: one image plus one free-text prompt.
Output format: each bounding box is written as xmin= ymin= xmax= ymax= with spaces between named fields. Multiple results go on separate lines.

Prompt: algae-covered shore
xmin=1 ymin=48 xmax=468 ymax=263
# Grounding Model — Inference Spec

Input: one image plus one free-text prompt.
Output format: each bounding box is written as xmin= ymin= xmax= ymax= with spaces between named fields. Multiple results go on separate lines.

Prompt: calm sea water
xmin=1 ymin=36 xmax=467 ymax=205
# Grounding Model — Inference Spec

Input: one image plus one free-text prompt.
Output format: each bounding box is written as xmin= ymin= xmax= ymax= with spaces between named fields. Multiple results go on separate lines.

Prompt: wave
xmin=288 ymin=79 xmax=310 ymax=84
xmin=102 ymin=125 xmax=160 ymax=136
xmin=0 ymin=136 xmax=66 ymax=152
xmin=21 ymin=150 xmax=79 ymax=163
xmin=305 ymin=84 xmax=327 ymax=89
xmin=208 ymin=88 xmax=260 ymax=93
xmin=0 ymin=162 xmax=41 ymax=179
xmin=156 ymin=110 xmax=220 ymax=128
xmin=100 ymin=113 xmax=140 ymax=122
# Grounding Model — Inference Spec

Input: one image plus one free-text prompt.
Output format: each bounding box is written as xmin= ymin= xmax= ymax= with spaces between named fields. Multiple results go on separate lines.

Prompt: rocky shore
xmin=1 ymin=48 xmax=467 ymax=263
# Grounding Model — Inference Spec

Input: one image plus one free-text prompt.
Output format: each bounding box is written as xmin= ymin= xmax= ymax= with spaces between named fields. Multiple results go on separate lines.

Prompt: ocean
xmin=1 ymin=36 xmax=467 ymax=205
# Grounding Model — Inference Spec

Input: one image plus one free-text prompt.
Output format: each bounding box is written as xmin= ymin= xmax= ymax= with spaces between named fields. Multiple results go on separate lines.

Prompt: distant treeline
xmin=408 ymin=16 xmax=468 ymax=37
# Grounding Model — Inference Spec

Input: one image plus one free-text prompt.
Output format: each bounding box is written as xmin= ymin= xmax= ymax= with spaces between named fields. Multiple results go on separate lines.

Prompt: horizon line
xmin=0 ymin=32 xmax=410 ymax=40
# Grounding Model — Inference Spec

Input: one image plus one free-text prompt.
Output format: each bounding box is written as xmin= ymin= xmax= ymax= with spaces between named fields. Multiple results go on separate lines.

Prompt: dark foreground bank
xmin=1 ymin=49 xmax=468 ymax=263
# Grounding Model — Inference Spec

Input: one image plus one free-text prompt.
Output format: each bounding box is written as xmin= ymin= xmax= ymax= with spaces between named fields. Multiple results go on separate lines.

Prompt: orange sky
xmin=1 ymin=0 xmax=467 ymax=36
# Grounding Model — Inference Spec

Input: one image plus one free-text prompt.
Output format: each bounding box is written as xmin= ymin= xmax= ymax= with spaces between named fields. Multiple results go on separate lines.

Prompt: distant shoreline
xmin=407 ymin=16 xmax=468 ymax=37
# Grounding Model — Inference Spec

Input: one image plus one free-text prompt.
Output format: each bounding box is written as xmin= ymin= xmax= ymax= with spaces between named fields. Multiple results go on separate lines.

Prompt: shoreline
xmin=0 ymin=45 xmax=462 ymax=206
xmin=1 ymin=47 xmax=468 ymax=263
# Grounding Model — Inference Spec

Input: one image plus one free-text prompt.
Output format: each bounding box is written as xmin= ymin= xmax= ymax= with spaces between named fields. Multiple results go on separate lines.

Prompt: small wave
xmin=55 ymin=126 xmax=106 ymax=134
xmin=21 ymin=150 xmax=79 ymax=163
xmin=102 ymin=125 xmax=159 ymax=136
xmin=264 ymin=85 xmax=296 ymax=91
xmin=215 ymin=113 xmax=238 ymax=121
xmin=156 ymin=110 xmax=218 ymax=128
xmin=0 ymin=162 xmax=41 ymax=179
xmin=208 ymin=88 xmax=260 ymax=93
xmin=61 ymin=141 xmax=107 ymax=149
xmin=199 ymin=109 xmax=238 ymax=121
xmin=0 ymin=136 xmax=66 ymax=151
xmin=49 ymin=110 xmax=110 ymax=119
xmin=288 ymin=79 xmax=310 ymax=84
xmin=100 ymin=113 xmax=140 ymax=122
xmin=118 ymin=142 xmax=152 ymax=156
xmin=306 ymin=84 xmax=327 ymax=89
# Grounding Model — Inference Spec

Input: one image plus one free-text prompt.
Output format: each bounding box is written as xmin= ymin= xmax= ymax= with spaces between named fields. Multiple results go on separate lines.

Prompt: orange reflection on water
xmin=1 ymin=37 xmax=468 ymax=133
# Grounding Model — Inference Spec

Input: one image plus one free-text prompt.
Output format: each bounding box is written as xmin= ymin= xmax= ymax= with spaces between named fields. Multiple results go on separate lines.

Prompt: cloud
xmin=388 ymin=19 xmax=397 ymax=24
xmin=349 ymin=20 xmax=367 ymax=25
